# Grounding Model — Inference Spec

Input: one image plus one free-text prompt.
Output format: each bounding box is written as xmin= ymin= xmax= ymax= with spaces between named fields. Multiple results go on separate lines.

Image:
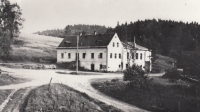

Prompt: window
xmin=83 ymin=53 xmax=86 ymax=59
xmin=119 ymin=65 xmax=121 ymax=68
xmin=117 ymin=43 xmax=119 ymax=47
xmin=110 ymin=53 xmax=112 ymax=58
xmin=61 ymin=53 xmax=64 ymax=59
xmin=127 ymin=53 xmax=129 ymax=59
xmin=115 ymin=53 xmax=117 ymax=59
xmin=119 ymin=53 xmax=121 ymax=59
xmin=68 ymin=53 xmax=71 ymax=59
xmin=136 ymin=53 xmax=138 ymax=59
xmin=132 ymin=53 xmax=134 ymax=59
xmin=113 ymin=42 xmax=115 ymax=47
xmin=99 ymin=53 xmax=103 ymax=58
xmin=91 ymin=53 xmax=94 ymax=59
xmin=140 ymin=53 xmax=142 ymax=60
xmin=100 ymin=64 xmax=103 ymax=69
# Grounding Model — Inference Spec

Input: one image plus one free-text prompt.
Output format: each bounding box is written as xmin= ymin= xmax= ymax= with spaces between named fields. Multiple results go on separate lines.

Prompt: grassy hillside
xmin=7 ymin=33 xmax=63 ymax=63
xmin=152 ymin=54 xmax=174 ymax=72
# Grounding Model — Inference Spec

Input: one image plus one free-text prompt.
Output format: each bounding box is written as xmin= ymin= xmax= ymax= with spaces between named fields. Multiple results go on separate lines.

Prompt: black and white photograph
xmin=1 ymin=0 xmax=200 ymax=111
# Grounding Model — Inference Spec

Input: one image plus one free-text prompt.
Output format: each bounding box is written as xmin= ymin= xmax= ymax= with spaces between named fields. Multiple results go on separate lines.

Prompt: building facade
xmin=57 ymin=33 xmax=152 ymax=72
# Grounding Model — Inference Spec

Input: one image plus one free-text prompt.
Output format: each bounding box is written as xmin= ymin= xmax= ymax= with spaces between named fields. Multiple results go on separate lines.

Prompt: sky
xmin=8 ymin=0 xmax=200 ymax=33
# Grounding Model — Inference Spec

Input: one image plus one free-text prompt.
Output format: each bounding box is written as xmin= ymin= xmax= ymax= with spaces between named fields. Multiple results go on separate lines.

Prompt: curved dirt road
xmin=0 ymin=67 xmax=148 ymax=112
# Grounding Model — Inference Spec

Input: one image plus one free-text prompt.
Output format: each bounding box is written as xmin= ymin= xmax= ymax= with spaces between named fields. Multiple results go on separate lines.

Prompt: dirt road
xmin=0 ymin=67 xmax=148 ymax=112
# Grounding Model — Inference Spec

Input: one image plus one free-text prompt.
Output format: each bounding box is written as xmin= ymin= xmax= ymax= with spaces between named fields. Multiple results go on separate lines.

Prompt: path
xmin=0 ymin=67 xmax=150 ymax=112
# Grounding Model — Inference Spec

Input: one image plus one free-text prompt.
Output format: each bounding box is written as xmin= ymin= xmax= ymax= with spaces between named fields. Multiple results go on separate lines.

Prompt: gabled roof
xmin=58 ymin=33 xmax=115 ymax=48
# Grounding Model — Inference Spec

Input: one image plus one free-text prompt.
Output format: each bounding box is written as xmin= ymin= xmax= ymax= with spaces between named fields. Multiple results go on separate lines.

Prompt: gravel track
xmin=0 ymin=67 xmax=149 ymax=112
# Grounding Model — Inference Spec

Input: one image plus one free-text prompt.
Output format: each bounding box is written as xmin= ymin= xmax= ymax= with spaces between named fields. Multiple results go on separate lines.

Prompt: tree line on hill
xmin=33 ymin=24 xmax=109 ymax=38
xmin=107 ymin=19 xmax=200 ymax=58
xmin=34 ymin=19 xmax=200 ymax=59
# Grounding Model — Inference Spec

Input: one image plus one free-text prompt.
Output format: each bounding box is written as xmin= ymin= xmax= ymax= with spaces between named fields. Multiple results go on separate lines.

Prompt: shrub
xmin=162 ymin=69 xmax=182 ymax=79
xmin=123 ymin=64 xmax=152 ymax=88
xmin=111 ymin=78 xmax=119 ymax=82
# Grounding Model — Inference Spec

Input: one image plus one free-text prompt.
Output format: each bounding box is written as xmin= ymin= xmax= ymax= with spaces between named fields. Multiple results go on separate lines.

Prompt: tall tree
xmin=0 ymin=0 xmax=24 ymax=59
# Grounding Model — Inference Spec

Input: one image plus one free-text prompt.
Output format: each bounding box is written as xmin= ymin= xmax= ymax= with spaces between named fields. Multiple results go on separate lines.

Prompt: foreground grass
xmin=91 ymin=77 xmax=199 ymax=112
xmin=0 ymin=74 xmax=27 ymax=86
xmin=0 ymin=90 xmax=13 ymax=105
xmin=2 ymin=88 xmax=30 ymax=112
xmin=20 ymin=83 xmax=121 ymax=112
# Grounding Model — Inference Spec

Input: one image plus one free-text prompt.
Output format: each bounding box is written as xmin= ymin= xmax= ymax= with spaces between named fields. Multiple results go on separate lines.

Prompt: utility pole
xmin=76 ymin=32 xmax=82 ymax=74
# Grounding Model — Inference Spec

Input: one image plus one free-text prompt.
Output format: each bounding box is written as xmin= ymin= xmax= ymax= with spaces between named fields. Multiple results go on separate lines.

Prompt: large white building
xmin=57 ymin=33 xmax=152 ymax=72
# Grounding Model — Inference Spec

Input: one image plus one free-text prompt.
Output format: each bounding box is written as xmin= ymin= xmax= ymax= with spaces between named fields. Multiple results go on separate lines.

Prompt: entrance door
xmin=91 ymin=64 xmax=95 ymax=71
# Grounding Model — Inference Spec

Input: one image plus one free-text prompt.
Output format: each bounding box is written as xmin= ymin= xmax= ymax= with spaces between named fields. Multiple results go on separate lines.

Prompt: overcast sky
xmin=9 ymin=0 xmax=200 ymax=33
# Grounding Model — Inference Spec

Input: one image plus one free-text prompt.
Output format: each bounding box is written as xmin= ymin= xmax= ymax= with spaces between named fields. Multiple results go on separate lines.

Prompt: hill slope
xmin=8 ymin=33 xmax=63 ymax=62
xmin=34 ymin=24 xmax=110 ymax=38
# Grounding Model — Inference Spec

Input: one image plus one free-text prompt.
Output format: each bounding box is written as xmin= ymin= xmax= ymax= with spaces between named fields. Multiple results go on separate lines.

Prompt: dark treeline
xmin=34 ymin=29 xmax=64 ymax=38
xmin=107 ymin=19 xmax=200 ymax=58
xmin=34 ymin=19 xmax=200 ymax=58
xmin=34 ymin=24 xmax=109 ymax=38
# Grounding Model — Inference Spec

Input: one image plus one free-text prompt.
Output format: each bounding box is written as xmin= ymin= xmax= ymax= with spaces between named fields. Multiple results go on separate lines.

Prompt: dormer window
xmin=64 ymin=41 xmax=71 ymax=47
xmin=113 ymin=42 xmax=115 ymax=47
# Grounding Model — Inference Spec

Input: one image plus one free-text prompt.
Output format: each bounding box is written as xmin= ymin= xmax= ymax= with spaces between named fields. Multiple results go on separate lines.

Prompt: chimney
xmin=94 ymin=31 xmax=97 ymax=35
xmin=117 ymin=21 xmax=119 ymax=26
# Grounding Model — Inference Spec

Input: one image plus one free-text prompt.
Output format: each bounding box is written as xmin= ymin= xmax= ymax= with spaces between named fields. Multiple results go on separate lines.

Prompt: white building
xmin=57 ymin=33 xmax=152 ymax=72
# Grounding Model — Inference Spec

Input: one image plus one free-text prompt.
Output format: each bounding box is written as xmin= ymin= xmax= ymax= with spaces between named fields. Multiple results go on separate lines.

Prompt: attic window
xmin=64 ymin=41 xmax=71 ymax=47
xmin=96 ymin=40 xmax=102 ymax=45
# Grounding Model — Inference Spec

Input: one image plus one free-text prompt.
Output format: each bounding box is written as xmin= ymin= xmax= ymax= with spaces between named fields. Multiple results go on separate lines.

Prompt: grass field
xmin=0 ymin=74 xmax=27 ymax=86
xmin=8 ymin=33 xmax=63 ymax=62
xmin=91 ymin=77 xmax=199 ymax=112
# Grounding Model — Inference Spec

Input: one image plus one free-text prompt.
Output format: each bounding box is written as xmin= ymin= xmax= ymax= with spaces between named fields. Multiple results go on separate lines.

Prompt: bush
xmin=162 ymin=69 xmax=182 ymax=79
xmin=111 ymin=78 xmax=119 ymax=82
xmin=123 ymin=64 xmax=152 ymax=88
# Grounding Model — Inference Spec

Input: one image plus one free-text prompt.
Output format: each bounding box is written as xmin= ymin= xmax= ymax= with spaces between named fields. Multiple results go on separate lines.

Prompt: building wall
xmin=57 ymin=33 xmax=152 ymax=72
xmin=107 ymin=33 xmax=124 ymax=71
xmin=122 ymin=49 xmax=152 ymax=71
xmin=57 ymin=48 xmax=107 ymax=71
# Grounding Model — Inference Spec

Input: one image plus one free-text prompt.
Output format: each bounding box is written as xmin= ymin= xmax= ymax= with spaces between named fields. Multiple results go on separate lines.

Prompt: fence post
xmin=48 ymin=78 xmax=52 ymax=91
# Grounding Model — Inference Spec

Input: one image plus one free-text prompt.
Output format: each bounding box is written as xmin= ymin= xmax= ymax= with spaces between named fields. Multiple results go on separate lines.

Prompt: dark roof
xmin=58 ymin=33 xmax=115 ymax=48
xmin=122 ymin=42 xmax=149 ymax=50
